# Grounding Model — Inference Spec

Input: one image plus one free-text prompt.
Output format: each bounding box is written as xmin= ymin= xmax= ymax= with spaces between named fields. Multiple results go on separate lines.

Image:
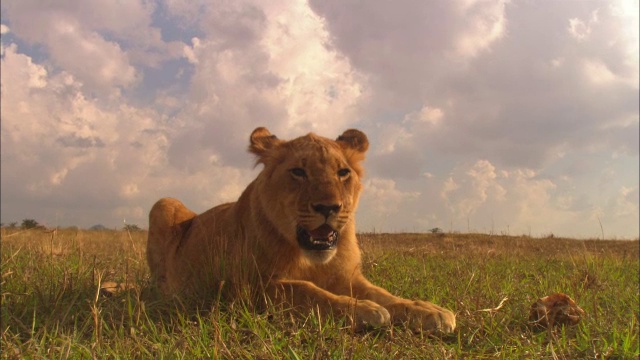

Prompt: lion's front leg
xmin=268 ymin=279 xmax=390 ymax=330
xmin=348 ymin=276 xmax=456 ymax=333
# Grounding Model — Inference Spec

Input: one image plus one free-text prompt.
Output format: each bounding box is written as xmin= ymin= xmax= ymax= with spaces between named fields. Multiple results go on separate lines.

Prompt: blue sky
xmin=1 ymin=0 xmax=638 ymax=238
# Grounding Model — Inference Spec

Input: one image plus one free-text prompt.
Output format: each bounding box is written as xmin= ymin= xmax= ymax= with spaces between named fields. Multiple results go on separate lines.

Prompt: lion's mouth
xmin=296 ymin=224 xmax=339 ymax=251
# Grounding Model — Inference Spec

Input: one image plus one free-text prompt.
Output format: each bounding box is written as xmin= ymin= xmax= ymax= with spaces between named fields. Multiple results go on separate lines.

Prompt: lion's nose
xmin=312 ymin=203 xmax=342 ymax=218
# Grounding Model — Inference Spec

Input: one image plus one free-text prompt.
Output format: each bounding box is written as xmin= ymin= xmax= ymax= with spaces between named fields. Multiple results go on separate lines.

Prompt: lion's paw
xmin=388 ymin=300 xmax=456 ymax=333
xmin=351 ymin=299 xmax=391 ymax=329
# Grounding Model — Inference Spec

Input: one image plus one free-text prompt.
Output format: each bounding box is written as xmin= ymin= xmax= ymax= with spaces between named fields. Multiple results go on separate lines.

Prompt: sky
xmin=1 ymin=0 xmax=638 ymax=239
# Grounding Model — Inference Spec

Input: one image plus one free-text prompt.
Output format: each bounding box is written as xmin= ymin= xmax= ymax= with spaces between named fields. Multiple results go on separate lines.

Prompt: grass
xmin=1 ymin=228 xmax=638 ymax=359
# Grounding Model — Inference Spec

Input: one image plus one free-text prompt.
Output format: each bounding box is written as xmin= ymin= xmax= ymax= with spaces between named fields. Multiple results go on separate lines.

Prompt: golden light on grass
xmin=1 ymin=228 xmax=638 ymax=358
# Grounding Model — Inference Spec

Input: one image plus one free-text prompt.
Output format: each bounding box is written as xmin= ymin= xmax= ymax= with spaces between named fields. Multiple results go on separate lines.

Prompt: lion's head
xmin=249 ymin=127 xmax=369 ymax=264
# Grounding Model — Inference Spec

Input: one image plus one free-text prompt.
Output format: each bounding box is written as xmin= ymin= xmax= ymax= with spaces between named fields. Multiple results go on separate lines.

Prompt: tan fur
xmin=147 ymin=127 xmax=455 ymax=332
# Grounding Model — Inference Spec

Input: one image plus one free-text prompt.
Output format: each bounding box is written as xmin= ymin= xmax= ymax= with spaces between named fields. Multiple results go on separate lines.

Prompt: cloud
xmin=354 ymin=157 xmax=638 ymax=238
xmin=311 ymin=0 xmax=638 ymax=171
xmin=2 ymin=0 xmax=185 ymax=95
xmin=453 ymin=0 xmax=508 ymax=58
xmin=358 ymin=178 xmax=420 ymax=231
xmin=1 ymin=42 xmax=231 ymax=227
xmin=0 ymin=0 xmax=365 ymax=228
xmin=568 ymin=11 xmax=598 ymax=41
xmin=441 ymin=160 xmax=508 ymax=217
xmin=165 ymin=0 xmax=364 ymax=169
xmin=0 ymin=0 xmax=637 ymax=238
xmin=309 ymin=0 xmax=509 ymax=110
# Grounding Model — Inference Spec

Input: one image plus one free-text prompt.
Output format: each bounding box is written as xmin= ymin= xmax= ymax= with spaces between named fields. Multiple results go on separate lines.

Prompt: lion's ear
xmin=336 ymin=129 xmax=369 ymax=153
xmin=249 ymin=127 xmax=282 ymax=159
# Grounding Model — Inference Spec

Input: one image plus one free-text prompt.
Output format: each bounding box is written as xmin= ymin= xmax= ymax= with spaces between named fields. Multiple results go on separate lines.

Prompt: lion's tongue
xmin=308 ymin=224 xmax=335 ymax=239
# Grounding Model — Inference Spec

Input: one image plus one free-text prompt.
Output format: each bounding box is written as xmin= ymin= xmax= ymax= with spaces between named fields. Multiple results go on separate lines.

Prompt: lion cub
xmin=147 ymin=127 xmax=455 ymax=333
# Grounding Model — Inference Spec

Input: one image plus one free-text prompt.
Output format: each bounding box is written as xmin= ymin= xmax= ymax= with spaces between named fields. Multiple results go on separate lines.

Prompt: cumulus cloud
xmin=358 ymin=178 xmax=421 ymax=231
xmin=311 ymin=0 xmax=638 ymax=171
xmin=0 ymin=0 xmax=365 ymax=228
xmin=441 ymin=160 xmax=508 ymax=217
xmin=164 ymin=0 xmax=364 ymax=169
xmin=309 ymin=0 xmax=509 ymax=110
xmin=453 ymin=0 xmax=508 ymax=58
xmin=0 ymin=40 xmax=252 ymax=227
xmin=367 ymin=160 xmax=633 ymax=237
xmin=2 ymin=0 xmax=185 ymax=95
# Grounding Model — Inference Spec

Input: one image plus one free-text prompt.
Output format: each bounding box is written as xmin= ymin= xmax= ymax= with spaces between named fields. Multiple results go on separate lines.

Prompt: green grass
xmin=2 ymin=229 xmax=638 ymax=359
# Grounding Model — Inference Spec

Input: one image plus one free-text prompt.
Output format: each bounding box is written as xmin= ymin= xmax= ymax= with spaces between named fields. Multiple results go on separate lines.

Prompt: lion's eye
xmin=290 ymin=168 xmax=307 ymax=178
xmin=337 ymin=168 xmax=351 ymax=178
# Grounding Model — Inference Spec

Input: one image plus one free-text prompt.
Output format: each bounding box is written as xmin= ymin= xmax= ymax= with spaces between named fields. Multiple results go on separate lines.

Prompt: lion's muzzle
xmin=296 ymin=224 xmax=339 ymax=251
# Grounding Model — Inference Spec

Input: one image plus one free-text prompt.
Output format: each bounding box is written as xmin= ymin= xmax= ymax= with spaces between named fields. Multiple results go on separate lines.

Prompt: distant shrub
xmin=21 ymin=219 xmax=41 ymax=229
xmin=123 ymin=224 xmax=142 ymax=232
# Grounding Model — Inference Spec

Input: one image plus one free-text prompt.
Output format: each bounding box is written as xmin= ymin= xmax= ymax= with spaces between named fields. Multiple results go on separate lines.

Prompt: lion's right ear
xmin=336 ymin=129 xmax=369 ymax=174
xmin=249 ymin=127 xmax=282 ymax=160
xmin=336 ymin=129 xmax=369 ymax=153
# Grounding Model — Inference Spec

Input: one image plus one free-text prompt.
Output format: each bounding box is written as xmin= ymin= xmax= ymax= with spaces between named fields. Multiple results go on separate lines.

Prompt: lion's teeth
xmin=310 ymin=237 xmax=331 ymax=244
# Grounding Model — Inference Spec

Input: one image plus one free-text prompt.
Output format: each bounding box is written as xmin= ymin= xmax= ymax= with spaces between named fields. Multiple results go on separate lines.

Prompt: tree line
xmin=0 ymin=219 xmax=143 ymax=231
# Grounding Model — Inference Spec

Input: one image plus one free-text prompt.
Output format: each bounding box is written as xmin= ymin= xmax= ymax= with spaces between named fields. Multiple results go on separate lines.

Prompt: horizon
xmin=2 ymin=221 xmax=638 ymax=241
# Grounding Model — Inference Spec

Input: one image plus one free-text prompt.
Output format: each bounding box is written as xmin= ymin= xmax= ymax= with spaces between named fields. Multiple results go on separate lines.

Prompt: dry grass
xmin=1 ymin=228 xmax=638 ymax=359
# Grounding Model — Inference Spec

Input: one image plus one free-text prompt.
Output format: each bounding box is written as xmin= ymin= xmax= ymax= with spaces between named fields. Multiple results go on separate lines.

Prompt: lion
xmin=146 ymin=127 xmax=455 ymax=333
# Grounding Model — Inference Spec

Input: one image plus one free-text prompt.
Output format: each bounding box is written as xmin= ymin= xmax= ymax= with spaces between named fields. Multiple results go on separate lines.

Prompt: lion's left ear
xmin=336 ymin=129 xmax=369 ymax=153
xmin=249 ymin=127 xmax=283 ymax=160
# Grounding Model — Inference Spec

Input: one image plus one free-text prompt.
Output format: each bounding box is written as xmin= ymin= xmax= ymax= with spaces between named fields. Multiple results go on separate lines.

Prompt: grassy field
xmin=1 ymin=228 xmax=638 ymax=359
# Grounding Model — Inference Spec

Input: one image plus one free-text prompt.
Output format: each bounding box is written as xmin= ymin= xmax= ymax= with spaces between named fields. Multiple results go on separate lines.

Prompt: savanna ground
xmin=1 ymin=228 xmax=638 ymax=359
